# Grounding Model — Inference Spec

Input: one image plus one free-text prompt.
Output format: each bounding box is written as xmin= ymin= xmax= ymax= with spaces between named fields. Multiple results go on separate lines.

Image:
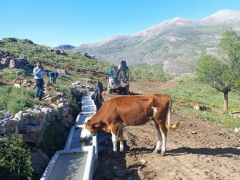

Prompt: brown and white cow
xmin=80 ymin=94 xmax=172 ymax=155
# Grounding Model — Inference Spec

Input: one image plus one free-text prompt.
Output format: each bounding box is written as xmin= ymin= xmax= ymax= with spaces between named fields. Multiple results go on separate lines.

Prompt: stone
xmin=14 ymin=83 xmax=21 ymax=88
xmin=191 ymin=131 xmax=197 ymax=134
xmin=9 ymin=59 xmax=16 ymax=68
xmin=2 ymin=57 xmax=10 ymax=66
xmin=229 ymin=112 xmax=240 ymax=118
xmin=58 ymin=102 xmax=64 ymax=108
xmin=50 ymin=103 xmax=58 ymax=109
xmin=6 ymin=118 xmax=19 ymax=132
xmin=139 ymin=159 xmax=147 ymax=165
xmin=193 ymin=104 xmax=209 ymax=111
xmin=72 ymin=81 xmax=81 ymax=86
xmin=41 ymin=107 xmax=52 ymax=121
xmin=31 ymin=147 xmax=49 ymax=177
xmin=57 ymin=69 xmax=67 ymax=75
xmin=50 ymin=96 xmax=59 ymax=102
xmin=56 ymin=92 xmax=63 ymax=97
xmin=4 ymin=112 xmax=12 ymax=118
xmin=234 ymin=128 xmax=240 ymax=133
xmin=66 ymin=114 xmax=73 ymax=124
xmin=60 ymin=108 xmax=69 ymax=117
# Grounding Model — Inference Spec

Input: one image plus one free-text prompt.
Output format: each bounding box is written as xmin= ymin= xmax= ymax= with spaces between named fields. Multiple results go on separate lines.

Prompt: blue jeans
xmin=35 ymin=79 xmax=44 ymax=100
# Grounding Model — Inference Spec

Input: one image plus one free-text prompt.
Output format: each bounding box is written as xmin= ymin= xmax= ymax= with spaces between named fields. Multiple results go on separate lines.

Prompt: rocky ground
xmin=93 ymin=81 xmax=240 ymax=180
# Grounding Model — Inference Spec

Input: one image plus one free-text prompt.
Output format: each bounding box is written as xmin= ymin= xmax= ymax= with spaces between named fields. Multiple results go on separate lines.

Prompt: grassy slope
xmin=160 ymin=77 xmax=240 ymax=128
xmin=0 ymin=38 xmax=112 ymax=113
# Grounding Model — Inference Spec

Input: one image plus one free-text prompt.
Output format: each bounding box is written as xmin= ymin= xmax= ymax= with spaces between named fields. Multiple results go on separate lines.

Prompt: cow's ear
xmin=91 ymin=123 xmax=101 ymax=130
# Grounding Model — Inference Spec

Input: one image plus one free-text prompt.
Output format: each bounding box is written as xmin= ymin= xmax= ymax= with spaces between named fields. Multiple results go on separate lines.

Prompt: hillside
xmin=0 ymin=38 xmax=171 ymax=85
xmin=75 ymin=10 xmax=240 ymax=75
xmin=0 ymin=38 xmax=111 ymax=86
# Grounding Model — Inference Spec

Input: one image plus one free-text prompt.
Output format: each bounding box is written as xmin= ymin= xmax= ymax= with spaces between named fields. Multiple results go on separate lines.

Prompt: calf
xmin=81 ymin=94 xmax=171 ymax=155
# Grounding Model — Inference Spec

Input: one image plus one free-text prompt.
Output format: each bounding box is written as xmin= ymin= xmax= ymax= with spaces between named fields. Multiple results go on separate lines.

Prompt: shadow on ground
xmin=167 ymin=147 xmax=240 ymax=157
xmin=94 ymin=136 xmax=140 ymax=180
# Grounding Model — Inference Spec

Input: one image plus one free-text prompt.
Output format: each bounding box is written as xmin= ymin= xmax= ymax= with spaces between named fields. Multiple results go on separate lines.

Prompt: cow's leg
xmin=153 ymin=120 xmax=162 ymax=153
xmin=159 ymin=122 xmax=168 ymax=156
xmin=152 ymin=107 xmax=162 ymax=153
xmin=118 ymin=128 xmax=124 ymax=152
xmin=111 ymin=131 xmax=118 ymax=152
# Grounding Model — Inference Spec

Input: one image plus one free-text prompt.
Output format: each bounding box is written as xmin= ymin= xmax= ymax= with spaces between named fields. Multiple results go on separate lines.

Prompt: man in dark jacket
xmin=92 ymin=80 xmax=104 ymax=109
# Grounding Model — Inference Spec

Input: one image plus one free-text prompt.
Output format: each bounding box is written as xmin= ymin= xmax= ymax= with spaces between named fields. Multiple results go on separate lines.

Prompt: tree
xmin=196 ymin=54 xmax=232 ymax=111
xmin=197 ymin=29 xmax=240 ymax=111
xmin=219 ymin=29 xmax=240 ymax=88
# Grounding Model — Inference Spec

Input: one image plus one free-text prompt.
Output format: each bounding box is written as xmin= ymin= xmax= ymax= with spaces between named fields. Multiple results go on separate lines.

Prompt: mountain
xmin=76 ymin=10 xmax=240 ymax=75
xmin=55 ymin=44 xmax=75 ymax=50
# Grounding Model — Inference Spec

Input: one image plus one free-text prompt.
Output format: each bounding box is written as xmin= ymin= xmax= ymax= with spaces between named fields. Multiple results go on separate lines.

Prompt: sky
xmin=0 ymin=0 xmax=240 ymax=47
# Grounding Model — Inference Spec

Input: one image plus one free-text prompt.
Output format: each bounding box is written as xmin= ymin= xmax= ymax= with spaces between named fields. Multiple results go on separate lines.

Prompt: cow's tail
xmin=167 ymin=98 xmax=180 ymax=130
xmin=167 ymin=97 xmax=172 ymax=130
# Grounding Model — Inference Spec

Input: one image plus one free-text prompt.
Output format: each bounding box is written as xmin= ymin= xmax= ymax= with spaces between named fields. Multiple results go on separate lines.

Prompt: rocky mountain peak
xmin=203 ymin=9 xmax=240 ymax=23
xmin=75 ymin=10 xmax=240 ymax=75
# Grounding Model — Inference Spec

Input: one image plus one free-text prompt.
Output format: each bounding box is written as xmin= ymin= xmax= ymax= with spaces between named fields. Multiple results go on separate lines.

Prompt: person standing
xmin=33 ymin=61 xmax=45 ymax=100
xmin=96 ymin=80 xmax=103 ymax=93
xmin=92 ymin=80 xmax=104 ymax=109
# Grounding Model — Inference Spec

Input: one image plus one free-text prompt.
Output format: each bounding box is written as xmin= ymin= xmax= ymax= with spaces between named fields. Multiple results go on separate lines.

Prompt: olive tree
xmin=219 ymin=29 xmax=240 ymax=88
xmin=197 ymin=29 xmax=240 ymax=111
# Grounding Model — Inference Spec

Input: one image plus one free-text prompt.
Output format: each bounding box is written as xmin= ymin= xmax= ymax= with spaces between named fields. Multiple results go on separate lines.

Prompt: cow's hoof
xmin=153 ymin=149 xmax=160 ymax=154
xmin=161 ymin=151 xmax=166 ymax=156
xmin=120 ymin=146 xmax=124 ymax=153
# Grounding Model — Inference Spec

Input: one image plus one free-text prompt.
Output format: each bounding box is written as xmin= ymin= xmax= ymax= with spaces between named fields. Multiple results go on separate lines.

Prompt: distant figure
xmin=92 ymin=80 xmax=104 ymax=109
xmin=118 ymin=60 xmax=129 ymax=83
xmin=33 ymin=61 xmax=45 ymax=100
xmin=96 ymin=80 xmax=103 ymax=93
xmin=49 ymin=71 xmax=58 ymax=84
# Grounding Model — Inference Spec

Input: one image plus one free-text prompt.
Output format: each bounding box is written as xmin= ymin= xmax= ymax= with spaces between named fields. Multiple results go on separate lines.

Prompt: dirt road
xmin=94 ymin=81 xmax=240 ymax=180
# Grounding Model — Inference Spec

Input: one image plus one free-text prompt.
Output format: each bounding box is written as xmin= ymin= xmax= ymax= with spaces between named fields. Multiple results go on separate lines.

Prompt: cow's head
xmin=80 ymin=116 xmax=104 ymax=140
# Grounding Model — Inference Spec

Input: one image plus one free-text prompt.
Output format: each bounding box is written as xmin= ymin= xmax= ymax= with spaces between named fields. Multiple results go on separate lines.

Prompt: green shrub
xmin=130 ymin=63 xmax=171 ymax=82
xmin=40 ymin=111 xmax=69 ymax=158
xmin=0 ymin=134 xmax=33 ymax=180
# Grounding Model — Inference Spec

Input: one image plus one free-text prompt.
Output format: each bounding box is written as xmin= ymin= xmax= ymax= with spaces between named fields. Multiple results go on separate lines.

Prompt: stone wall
xmin=0 ymin=92 xmax=73 ymax=145
xmin=0 ymin=50 xmax=33 ymax=73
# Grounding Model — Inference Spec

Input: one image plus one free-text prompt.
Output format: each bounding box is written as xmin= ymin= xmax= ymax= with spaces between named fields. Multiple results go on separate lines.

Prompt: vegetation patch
xmin=0 ymin=86 xmax=35 ymax=113
xmin=161 ymin=77 xmax=240 ymax=128
xmin=130 ymin=63 xmax=171 ymax=82
xmin=0 ymin=133 xmax=33 ymax=180
xmin=40 ymin=111 xmax=69 ymax=158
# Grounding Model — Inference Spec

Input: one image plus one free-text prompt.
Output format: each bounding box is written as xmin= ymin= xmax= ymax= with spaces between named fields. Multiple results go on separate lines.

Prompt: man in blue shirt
xmin=33 ymin=61 xmax=45 ymax=100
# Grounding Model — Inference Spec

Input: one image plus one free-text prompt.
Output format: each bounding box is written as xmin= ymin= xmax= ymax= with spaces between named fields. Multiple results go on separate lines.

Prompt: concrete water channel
xmin=41 ymin=92 xmax=98 ymax=180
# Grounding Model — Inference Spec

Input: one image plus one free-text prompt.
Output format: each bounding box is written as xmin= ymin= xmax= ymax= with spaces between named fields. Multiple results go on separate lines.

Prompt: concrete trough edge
xmin=83 ymin=146 xmax=95 ymax=180
xmin=40 ymin=146 xmax=94 ymax=180
xmin=64 ymin=126 xmax=75 ymax=150
xmin=41 ymin=93 xmax=98 ymax=180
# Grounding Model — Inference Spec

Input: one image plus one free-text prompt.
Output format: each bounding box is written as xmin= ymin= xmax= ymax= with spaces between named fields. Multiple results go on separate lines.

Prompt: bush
xmin=0 ymin=134 xmax=33 ymax=180
xmin=40 ymin=111 xmax=69 ymax=158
